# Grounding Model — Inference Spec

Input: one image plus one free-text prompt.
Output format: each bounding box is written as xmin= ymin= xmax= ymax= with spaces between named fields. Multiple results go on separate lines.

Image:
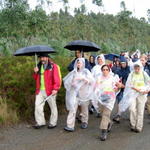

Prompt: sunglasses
xmin=102 ymin=69 xmax=109 ymax=71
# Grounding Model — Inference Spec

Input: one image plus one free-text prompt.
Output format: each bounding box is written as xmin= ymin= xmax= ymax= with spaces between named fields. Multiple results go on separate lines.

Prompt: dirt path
xmin=0 ymin=112 xmax=150 ymax=150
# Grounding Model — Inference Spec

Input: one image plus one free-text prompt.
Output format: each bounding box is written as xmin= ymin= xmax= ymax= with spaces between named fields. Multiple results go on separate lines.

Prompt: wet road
xmin=0 ymin=111 xmax=150 ymax=150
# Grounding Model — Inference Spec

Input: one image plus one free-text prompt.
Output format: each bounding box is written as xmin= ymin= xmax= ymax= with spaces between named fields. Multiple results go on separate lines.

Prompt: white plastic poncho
xmin=91 ymin=54 xmax=105 ymax=78
xmin=63 ymin=58 xmax=94 ymax=111
xmin=119 ymin=61 xmax=150 ymax=113
xmin=92 ymin=73 xmax=120 ymax=111
xmin=131 ymin=49 xmax=141 ymax=59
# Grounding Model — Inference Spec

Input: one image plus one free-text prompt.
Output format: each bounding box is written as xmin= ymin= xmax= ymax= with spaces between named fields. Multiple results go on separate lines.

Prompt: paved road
xmin=0 ymin=111 xmax=150 ymax=150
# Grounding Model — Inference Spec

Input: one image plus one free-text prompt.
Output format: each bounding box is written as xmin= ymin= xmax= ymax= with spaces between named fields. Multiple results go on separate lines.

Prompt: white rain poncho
xmin=131 ymin=49 xmax=141 ymax=59
xmin=91 ymin=54 xmax=105 ymax=78
xmin=63 ymin=58 xmax=94 ymax=111
xmin=92 ymin=73 xmax=120 ymax=111
xmin=119 ymin=61 xmax=150 ymax=113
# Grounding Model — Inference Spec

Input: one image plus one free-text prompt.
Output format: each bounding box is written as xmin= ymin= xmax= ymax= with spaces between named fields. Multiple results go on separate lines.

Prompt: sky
xmin=28 ymin=0 xmax=150 ymax=20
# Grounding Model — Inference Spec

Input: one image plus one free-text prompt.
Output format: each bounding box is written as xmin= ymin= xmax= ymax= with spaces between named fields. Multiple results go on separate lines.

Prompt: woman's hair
xmin=101 ymin=64 xmax=110 ymax=72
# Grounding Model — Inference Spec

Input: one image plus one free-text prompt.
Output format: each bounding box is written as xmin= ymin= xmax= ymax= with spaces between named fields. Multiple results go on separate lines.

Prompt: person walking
xmin=33 ymin=53 xmax=61 ymax=129
xmin=119 ymin=62 xmax=150 ymax=132
xmin=93 ymin=65 xmax=122 ymax=141
xmin=63 ymin=58 xmax=94 ymax=132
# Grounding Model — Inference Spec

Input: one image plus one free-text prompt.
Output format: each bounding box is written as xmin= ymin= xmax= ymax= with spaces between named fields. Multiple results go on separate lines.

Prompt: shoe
xmin=100 ymin=129 xmax=107 ymax=141
xmin=135 ymin=129 xmax=141 ymax=133
xmin=47 ymin=124 xmax=57 ymax=129
xmin=33 ymin=124 xmax=46 ymax=129
xmin=64 ymin=126 xmax=74 ymax=132
xmin=81 ymin=122 xmax=88 ymax=129
xmin=107 ymin=122 xmax=113 ymax=132
xmin=113 ymin=115 xmax=121 ymax=123
xmin=130 ymin=128 xmax=136 ymax=132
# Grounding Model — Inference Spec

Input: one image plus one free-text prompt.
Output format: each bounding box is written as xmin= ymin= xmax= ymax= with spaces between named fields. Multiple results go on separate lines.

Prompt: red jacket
xmin=33 ymin=61 xmax=61 ymax=96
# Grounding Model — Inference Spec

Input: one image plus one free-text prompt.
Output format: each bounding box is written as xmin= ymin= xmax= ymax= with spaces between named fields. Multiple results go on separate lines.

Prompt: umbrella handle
xmin=35 ymin=53 xmax=38 ymax=67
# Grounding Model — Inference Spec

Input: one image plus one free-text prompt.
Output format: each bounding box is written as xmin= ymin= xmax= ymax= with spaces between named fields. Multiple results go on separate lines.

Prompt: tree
xmin=120 ymin=1 xmax=126 ymax=11
xmin=147 ymin=9 xmax=150 ymax=23
xmin=92 ymin=0 xmax=103 ymax=7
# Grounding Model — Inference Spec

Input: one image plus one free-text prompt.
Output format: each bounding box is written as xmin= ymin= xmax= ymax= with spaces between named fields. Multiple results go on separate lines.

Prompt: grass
xmin=0 ymin=96 xmax=19 ymax=126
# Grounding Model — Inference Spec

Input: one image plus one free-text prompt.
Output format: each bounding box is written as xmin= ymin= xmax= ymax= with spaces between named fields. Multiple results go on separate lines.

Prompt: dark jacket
xmin=67 ymin=58 xmax=91 ymax=71
xmin=116 ymin=66 xmax=130 ymax=103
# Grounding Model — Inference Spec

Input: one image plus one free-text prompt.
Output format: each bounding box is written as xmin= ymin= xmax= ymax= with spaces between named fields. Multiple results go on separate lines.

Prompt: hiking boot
xmin=81 ymin=122 xmax=88 ymax=129
xmin=100 ymin=129 xmax=108 ymax=141
xmin=107 ymin=122 xmax=113 ymax=132
xmin=64 ymin=126 xmax=74 ymax=132
xmin=113 ymin=115 xmax=121 ymax=123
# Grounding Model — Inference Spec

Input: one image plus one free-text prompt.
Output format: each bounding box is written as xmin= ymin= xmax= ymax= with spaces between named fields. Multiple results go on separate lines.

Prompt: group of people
xmin=32 ymin=50 xmax=150 ymax=141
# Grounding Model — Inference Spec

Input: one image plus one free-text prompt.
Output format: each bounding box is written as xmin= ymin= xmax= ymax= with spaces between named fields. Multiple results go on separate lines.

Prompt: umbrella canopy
xmin=104 ymin=54 xmax=120 ymax=61
xmin=14 ymin=45 xmax=55 ymax=56
xmin=64 ymin=40 xmax=100 ymax=52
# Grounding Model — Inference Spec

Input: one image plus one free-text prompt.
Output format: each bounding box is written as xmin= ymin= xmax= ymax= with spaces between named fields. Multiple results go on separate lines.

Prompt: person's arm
xmin=52 ymin=64 xmax=62 ymax=95
xmin=67 ymin=59 xmax=76 ymax=71
xmin=33 ymin=67 xmax=39 ymax=80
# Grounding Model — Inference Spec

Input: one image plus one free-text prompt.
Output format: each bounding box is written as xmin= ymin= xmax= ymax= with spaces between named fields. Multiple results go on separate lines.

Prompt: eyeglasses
xmin=102 ymin=69 xmax=109 ymax=71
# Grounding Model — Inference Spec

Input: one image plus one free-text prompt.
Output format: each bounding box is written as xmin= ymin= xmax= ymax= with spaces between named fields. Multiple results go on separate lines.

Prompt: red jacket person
xmin=33 ymin=53 xmax=61 ymax=129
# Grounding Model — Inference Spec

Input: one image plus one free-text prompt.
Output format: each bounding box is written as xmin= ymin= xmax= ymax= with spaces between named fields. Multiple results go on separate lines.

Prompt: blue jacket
xmin=67 ymin=58 xmax=91 ymax=72
xmin=116 ymin=66 xmax=130 ymax=103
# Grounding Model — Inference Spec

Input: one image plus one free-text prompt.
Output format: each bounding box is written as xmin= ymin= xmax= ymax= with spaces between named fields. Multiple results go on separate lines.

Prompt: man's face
xmin=40 ymin=57 xmax=49 ymax=64
xmin=121 ymin=62 xmax=127 ymax=68
xmin=140 ymin=58 xmax=146 ymax=66
xmin=75 ymin=50 xmax=82 ymax=58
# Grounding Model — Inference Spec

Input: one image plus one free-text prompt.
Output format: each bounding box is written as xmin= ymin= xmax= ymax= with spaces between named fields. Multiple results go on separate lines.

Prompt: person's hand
xmin=52 ymin=90 xmax=58 ymax=96
xmin=140 ymin=90 xmax=149 ymax=95
xmin=131 ymin=87 xmax=141 ymax=93
xmin=116 ymin=82 xmax=123 ymax=88
xmin=34 ymin=67 xmax=39 ymax=73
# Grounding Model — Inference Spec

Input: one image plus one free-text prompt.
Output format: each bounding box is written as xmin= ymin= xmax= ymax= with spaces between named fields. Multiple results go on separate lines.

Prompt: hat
xmin=120 ymin=56 xmax=127 ymax=63
xmin=38 ymin=53 xmax=50 ymax=57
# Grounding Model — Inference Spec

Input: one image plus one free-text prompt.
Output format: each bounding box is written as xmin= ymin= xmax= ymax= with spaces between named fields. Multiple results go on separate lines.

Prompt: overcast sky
xmin=28 ymin=0 xmax=150 ymax=19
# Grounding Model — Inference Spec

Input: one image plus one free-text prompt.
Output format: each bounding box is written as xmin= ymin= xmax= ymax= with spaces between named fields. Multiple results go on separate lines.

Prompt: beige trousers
xmin=146 ymin=96 xmax=150 ymax=114
xmin=35 ymin=90 xmax=58 ymax=126
xmin=100 ymin=106 xmax=111 ymax=130
xmin=129 ymin=95 xmax=147 ymax=131
xmin=66 ymin=100 xmax=89 ymax=128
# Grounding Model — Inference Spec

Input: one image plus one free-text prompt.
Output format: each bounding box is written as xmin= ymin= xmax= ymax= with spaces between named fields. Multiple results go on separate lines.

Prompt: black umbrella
xmin=14 ymin=45 xmax=55 ymax=66
xmin=64 ymin=40 xmax=100 ymax=52
xmin=104 ymin=53 xmax=120 ymax=61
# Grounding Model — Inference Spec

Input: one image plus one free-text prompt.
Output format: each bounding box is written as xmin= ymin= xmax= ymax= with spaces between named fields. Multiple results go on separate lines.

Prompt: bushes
xmin=0 ymin=96 xmax=19 ymax=126
xmin=0 ymin=56 xmax=71 ymax=123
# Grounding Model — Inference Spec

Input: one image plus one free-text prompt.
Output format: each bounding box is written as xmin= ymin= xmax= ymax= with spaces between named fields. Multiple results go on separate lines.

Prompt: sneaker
xmin=64 ymin=126 xmax=74 ymax=132
xmin=81 ymin=122 xmax=88 ymax=129
xmin=47 ymin=124 xmax=57 ymax=129
xmin=33 ymin=124 xmax=46 ymax=129
xmin=113 ymin=115 xmax=121 ymax=123
xmin=107 ymin=122 xmax=113 ymax=132
xmin=100 ymin=129 xmax=107 ymax=141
